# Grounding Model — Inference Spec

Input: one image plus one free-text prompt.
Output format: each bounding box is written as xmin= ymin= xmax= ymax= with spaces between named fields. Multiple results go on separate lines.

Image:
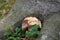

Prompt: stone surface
xmin=37 ymin=14 xmax=60 ymax=40
xmin=0 ymin=0 xmax=60 ymax=40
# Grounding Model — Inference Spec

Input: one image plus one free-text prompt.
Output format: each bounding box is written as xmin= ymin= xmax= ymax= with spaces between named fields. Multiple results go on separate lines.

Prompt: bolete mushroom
xmin=22 ymin=17 xmax=42 ymax=31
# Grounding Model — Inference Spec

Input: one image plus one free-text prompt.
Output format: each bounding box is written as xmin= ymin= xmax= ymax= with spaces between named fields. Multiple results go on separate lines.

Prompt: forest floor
xmin=0 ymin=0 xmax=15 ymax=19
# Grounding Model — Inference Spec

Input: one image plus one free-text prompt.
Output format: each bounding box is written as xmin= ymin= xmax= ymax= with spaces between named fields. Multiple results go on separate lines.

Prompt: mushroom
xmin=22 ymin=17 xmax=42 ymax=31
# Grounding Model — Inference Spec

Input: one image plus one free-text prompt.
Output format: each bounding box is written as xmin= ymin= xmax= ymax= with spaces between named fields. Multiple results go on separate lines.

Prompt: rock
xmin=0 ymin=0 xmax=59 ymax=31
xmin=37 ymin=13 xmax=60 ymax=40
xmin=0 ymin=0 xmax=60 ymax=40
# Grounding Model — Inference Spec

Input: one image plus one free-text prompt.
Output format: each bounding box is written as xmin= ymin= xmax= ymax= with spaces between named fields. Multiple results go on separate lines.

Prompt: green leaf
xmin=32 ymin=24 xmax=39 ymax=31
xmin=4 ymin=24 xmax=41 ymax=40
xmin=25 ymin=31 xmax=32 ymax=37
xmin=6 ymin=37 xmax=20 ymax=40
xmin=25 ymin=24 xmax=40 ymax=38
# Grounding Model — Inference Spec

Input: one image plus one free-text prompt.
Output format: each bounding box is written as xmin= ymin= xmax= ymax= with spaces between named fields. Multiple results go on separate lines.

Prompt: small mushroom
xmin=22 ymin=17 xmax=42 ymax=31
